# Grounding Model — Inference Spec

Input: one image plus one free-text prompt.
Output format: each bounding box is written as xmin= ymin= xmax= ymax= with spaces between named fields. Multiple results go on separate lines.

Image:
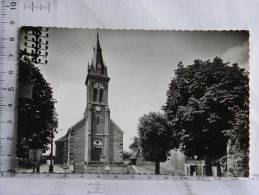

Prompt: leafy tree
xmin=163 ymin=57 xmax=249 ymax=176
xmin=122 ymin=150 xmax=132 ymax=160
xmin=17 ymin=59 xmax=58 ymax=162
xmin=138 ymin=112 xmax=172 ymax=174
xmin=129 ymin=136 xmax=140 ymax=158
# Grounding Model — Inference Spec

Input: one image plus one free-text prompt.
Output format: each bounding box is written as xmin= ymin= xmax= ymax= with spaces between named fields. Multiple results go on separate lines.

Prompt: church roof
xmin=110 ymin=118 xmax=124 ymax=133
xmin=55 ymin=135 xmax=66 ymax=142
xmin=68 ymin=117 xmax=86 ymax=133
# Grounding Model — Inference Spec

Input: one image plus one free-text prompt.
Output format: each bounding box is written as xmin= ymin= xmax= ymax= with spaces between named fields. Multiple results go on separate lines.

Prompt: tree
xmin=16 ymin=59 xmax=58 ymax=162
xmin=122 ymin=150 xmax=132 ymax=160
xmin=129 ymin=136 xmax=140 ymax=158
xmin=138 ymin=112 xmax=172 ymax=174
xmin=163 ymin=57 xmax=249 ymax=176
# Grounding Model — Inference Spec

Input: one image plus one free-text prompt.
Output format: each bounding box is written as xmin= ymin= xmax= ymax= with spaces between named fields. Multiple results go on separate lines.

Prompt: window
xmin=99 ymin=89 xmax=103 ymax=103
xmin=97 ymin=116 xmax=99 ymax=125
xmin=97 ymin=64 xmax=101 ymax=74
xmin=93 ymin=88 xmax=98 ymax=102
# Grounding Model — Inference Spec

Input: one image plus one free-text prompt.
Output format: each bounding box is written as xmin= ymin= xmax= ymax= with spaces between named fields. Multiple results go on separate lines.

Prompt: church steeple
xmin=85 ymin=30 xmax=110 ymax=86
xmin=92 ymin=32 xmax=104 ymax=71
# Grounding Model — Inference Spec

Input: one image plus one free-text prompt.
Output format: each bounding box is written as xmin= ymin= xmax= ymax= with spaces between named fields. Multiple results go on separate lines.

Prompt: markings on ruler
xmin=23 ymin=2 xmax=51 ymax=13
xmin=0 ymin=0 xmax=19 ymax=173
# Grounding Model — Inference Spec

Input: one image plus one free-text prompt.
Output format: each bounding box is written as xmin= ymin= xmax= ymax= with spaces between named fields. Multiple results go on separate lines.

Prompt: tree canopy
xmin=163 ymin=57 xmax=249 ymax=176
xmin=138 ymin=112 xmax=172 ymax=174
xmin=129 ymin=136 xmax=140 ymax=158
xmin=17 ymin=59 xmax=58 ymax=159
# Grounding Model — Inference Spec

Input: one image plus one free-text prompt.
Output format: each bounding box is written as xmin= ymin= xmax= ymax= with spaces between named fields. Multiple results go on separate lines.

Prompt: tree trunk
xmin=155 ymin=160 xmax=160 ymax=175
xmin=217 ymin=163 xmax=221 ymax=177
xmin=204 ymin=154 xmax=213 ymax=176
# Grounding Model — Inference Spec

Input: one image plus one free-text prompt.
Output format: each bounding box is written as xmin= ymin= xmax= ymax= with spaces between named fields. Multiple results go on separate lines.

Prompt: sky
xmin=19 ymin=28 xmax=249 ymax=152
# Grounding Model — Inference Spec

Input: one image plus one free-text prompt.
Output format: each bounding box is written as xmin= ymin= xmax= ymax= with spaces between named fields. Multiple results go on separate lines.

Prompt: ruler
xmin=0 ymin=0 xmax=55 ymax=174
xmin=0 ymin=0 xmax=19 ymax=174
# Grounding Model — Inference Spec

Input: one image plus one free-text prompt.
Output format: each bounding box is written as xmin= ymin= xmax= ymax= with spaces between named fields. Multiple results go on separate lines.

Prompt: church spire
xmin=91 ymin=30 xmax=105 ymax=74
xmin=86 ymin=30 xmax=109 ymax=86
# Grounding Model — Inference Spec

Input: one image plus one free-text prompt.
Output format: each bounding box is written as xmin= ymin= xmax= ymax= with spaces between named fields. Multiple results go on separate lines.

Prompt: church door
xmin=92 ymin=148 xmax=102 ymax=161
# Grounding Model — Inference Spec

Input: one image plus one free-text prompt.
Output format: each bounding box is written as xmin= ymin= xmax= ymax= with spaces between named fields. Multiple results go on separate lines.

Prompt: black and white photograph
xmin=15 ymin=27 xmax=249 ymax=177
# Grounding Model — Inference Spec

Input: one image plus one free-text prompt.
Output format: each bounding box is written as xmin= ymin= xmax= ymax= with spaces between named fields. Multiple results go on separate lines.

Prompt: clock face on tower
xmin=96 ymin=106 xmax=101 ymax=112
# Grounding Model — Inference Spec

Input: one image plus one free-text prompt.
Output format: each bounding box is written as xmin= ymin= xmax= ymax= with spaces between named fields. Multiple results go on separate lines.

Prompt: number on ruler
xmin=8 ymin=71 xmax=13 ymax=74
xmin=9 ymin=37 xmax=14 ymax=41
xmin=7 ymin=137 xmax=12 ymax=141
xmin=10 ymin=2 xmax=16 ymax=10
xmin=8 ymin=87 xmax=14 ymax=91
xmin=8 ymin=104 xmax=12 ymax=108
xmin=7 ymin=120 xmax=12 ymax=124
xmin=10 ymin=21 xmax=15 ymax=25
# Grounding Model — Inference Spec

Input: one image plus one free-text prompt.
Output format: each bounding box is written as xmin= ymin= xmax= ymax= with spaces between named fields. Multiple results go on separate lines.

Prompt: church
xmin=55 ymin=33 xmax=124 ymax=172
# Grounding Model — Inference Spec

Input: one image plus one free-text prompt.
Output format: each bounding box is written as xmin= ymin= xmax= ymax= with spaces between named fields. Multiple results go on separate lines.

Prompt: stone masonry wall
xmin=55 ymin=141 xmax=64 ymax=165
xmin=110 ymin=120 xmax=123 ymax=162
xmin=70 ymin=118 xmax=86 ymax=165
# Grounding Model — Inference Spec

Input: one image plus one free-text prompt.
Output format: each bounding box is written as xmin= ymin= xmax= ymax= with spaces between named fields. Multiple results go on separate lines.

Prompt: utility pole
xmin=49 ymin=127 xmax=54 ymax=173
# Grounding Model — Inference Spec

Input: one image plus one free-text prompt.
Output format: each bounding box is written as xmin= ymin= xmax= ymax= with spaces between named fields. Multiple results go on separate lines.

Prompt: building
xmin=54 ymin=135 xmax=65 ymax=165
xmin=55 ymin=33 xmax=124 ymax=173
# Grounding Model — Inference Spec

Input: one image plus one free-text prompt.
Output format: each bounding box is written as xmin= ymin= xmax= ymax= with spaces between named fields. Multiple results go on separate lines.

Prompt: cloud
xmin=221 ymin=41 xmax=249 ymax=69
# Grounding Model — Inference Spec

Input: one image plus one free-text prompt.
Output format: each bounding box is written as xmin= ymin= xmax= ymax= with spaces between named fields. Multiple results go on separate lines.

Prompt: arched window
xmin=99 ymin=89 xmax=103 ymax=103
xmin=93 ymin=88 xmax=98 ymax=102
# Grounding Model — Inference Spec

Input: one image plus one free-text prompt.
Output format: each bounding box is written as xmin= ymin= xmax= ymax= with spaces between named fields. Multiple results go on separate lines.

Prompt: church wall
xmin=70 ymin=131 xmax=76 ymax=164
xmin=92 ymin=109 xmax=105 ymax=135
xmin=68 ymin=119 xmax=86 ymax=165
xmin=110 ymin=121 xmax=123 ymax=162
xmin=55 ymin=141 xmax=64 ymax=165
xmin=63 ymin=137 xmax=69 ymax=167
xmin=73 ymin=125 xmax=85 ymax=164
xmin=88 ymin=135 xmax=91 ymax=160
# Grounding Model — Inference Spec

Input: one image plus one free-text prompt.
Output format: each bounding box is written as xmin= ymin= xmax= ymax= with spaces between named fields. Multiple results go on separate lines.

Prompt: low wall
xmin=85 ymin=165 xmax=127 ymax=174
xmin=74 ymin=161 xmax=127 ymax=174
